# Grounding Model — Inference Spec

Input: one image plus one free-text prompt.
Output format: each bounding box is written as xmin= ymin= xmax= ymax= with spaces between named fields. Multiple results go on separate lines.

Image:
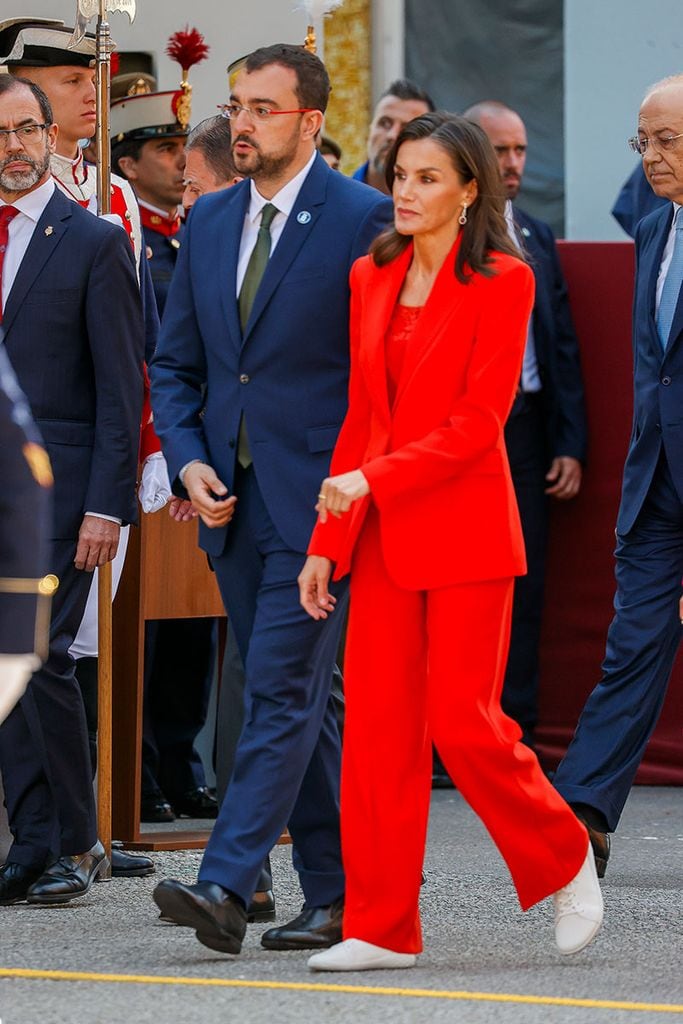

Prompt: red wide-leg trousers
xmin=340 ymin=511 xmax=588 ymax=954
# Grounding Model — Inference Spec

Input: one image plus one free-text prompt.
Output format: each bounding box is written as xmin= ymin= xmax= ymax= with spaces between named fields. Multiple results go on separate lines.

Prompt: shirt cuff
xmin=179 ymin=459 xmax=204 ymax=485
xmin=84 ymin=512 xmax=123 ymax=525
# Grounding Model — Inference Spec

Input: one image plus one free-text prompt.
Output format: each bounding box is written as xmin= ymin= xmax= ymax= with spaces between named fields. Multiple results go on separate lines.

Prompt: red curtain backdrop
xmin=536 ymin=241 xmax=683 ymax=784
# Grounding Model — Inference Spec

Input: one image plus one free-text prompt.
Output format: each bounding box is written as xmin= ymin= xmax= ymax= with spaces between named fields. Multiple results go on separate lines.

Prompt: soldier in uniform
xmin=0 ymin=344 xmax=53 ymax=726
xmin=111 ymin=48 xmax=220 ymax=826
xmin=111 ymin=87 xmax=188 ymax=317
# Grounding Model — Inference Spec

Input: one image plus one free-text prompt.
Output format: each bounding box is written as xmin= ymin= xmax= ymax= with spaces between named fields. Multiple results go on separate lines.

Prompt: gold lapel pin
xmin=44 ymin=226 xmax=54 ymax=237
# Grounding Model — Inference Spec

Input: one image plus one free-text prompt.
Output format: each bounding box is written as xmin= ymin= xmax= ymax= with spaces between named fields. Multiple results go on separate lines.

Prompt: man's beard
xmin=0 ymin=147 xmax=51 ymax=193
xmin=231 ymin=133 xmax=300 ymax=180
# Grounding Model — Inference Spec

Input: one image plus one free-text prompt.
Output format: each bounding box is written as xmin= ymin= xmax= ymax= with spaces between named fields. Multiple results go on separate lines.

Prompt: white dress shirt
xmin=504 ymin=199 xmax=542 ymax=393
xmin=655 ymin=203 xmax=683 ymax=315
xmin=0 ymin=176 xmax=55 ymax=311
xmin=235 ymin=149 xmax=317 ymax=295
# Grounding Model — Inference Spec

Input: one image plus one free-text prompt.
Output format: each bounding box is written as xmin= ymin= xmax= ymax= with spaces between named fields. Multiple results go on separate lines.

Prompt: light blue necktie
xmin=657 ymin=213 xmax=683 ymax=350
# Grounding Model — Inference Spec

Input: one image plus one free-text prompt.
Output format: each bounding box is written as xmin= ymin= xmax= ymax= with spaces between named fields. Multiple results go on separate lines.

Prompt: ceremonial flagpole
xmin=95 ymin=0 xmax=114 ymax=882
xmin=71 ymin=0 xmax=137 ymax=879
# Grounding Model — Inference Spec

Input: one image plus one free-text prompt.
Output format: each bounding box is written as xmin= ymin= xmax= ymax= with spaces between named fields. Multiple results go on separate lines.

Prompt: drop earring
xmin=459 ymin=203 xmax=468 ymax=226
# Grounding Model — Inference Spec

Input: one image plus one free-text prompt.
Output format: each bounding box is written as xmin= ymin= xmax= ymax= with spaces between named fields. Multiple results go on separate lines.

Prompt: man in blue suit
xmin=465 ymin=101 xmax=588 ymax=748
xmin=0 ymin=75 xmax=144 ymax=904
xmin=553 ymin=75 xmax=683 ymax=875
xmin=151 ymin=43 xmax=391 ymax=955
xmin=612 ymin=163 xmax=668 ymax=238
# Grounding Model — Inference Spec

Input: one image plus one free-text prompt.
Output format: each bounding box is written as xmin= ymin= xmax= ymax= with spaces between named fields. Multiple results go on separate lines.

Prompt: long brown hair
xmin=370 ymin=112 xmax=523 ymax=284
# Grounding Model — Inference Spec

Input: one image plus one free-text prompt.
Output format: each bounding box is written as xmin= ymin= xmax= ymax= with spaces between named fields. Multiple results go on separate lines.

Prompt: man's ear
xmin=116 ymin=155 xmax=138 ymax=182
xmin=301 ymin=109 xmax=324 ymax=143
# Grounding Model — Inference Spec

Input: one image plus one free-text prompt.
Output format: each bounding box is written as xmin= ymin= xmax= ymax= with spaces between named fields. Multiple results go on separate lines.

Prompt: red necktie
xmin=0 ymin=205 xmax=20 ymax=323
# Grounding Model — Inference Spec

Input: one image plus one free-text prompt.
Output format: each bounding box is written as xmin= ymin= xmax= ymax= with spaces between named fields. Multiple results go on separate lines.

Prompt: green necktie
xmin=236 ymin=203 xmax=278 ymax=468
xmin=238 ymin=202 xmax=278 ymax=330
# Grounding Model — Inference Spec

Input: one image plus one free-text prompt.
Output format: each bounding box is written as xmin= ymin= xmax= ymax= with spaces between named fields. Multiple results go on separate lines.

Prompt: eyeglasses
xmin=0 ymin=123 xmax=49 ymax=148
xmin=627 ymin=132 xmax=683 ymax=155
xmin=218 ymin=103 xmax=316 ymax=123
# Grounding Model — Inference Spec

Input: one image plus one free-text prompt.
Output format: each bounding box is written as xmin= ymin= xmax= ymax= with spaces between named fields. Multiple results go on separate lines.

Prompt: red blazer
xmin=308 ymin=238 xmax=535 ymax=590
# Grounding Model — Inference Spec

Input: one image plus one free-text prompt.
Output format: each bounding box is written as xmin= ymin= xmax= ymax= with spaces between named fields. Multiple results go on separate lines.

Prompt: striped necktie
xmin=657 ymin=213 xmax=683 ymax=350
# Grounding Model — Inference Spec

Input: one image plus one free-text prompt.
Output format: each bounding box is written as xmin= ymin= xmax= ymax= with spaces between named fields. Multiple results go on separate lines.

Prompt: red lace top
xmin=384 ymin=303 xmax=424 ymax=407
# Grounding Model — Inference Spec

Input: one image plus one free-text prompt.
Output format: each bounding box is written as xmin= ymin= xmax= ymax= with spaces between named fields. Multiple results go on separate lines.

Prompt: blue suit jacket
xmin=510 ymin=207 xmax=588 ymax=463
xmin=2 ymin=188 xmax=144 ymax=539
xmin=151 ymin=153 xmax=392 ymax=556
xmin=617 ymin=203 xmax=683 ymax=535
xmin=612 ymin=163 xmax=668 ymax=239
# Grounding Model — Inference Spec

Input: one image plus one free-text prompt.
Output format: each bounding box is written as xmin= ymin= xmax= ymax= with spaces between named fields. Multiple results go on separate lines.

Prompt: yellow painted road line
xmin=0 ymin=967 xmax=681 ymax=1014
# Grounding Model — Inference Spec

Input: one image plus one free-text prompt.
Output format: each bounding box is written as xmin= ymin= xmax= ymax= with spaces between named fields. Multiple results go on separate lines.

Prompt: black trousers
xmin=140 ymin=617 xmax=216 ymax=802
xmin=502 ymin=392 xmax=549 ymax=742
xmin=0 ymin=539 xmax=97 ymax=867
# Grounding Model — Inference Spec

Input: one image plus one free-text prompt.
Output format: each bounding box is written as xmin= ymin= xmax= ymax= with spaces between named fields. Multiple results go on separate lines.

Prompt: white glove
xmin=139 ymin=451 xmax=172 ymax=513
xmin=0 ymin=653 xmax=40 ymax=725
xmin=99 ymin=212 xmax=125 ymax=229
xmin=86 ymin=194 xmax=125 ymax=230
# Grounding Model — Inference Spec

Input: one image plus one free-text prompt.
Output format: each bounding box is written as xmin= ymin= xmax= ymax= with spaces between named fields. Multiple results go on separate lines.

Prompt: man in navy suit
xmin=553 ymin=75 xmax=683 ymax=874
xmin=0 ymin=75 xmax=144 ymax=905
xmin=465 ymin=101 xmax=588 ymax=748
xmin=612 ymin=163 xmax=668 ymax=238
xmin=0 ymin=343 xmax=52 ymax=726
xmin=151 ymin=43 xmax=391 ymax=956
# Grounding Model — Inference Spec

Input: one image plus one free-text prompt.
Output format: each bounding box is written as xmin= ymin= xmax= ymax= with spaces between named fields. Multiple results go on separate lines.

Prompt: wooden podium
xmin=111 ymin=508 xmax=225 ymax=850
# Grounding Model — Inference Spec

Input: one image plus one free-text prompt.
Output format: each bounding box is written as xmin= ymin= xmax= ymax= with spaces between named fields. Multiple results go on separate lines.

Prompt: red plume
xmin=166 ymin=26 xmax=210 ymax=72
xmin=110 ymin=51 xmax=121 ymax=77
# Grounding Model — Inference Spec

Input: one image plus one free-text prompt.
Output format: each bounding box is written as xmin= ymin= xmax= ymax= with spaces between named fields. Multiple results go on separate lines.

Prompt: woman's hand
xmin=298 ymin=556 xmax=336 ymax=620
xmin=316 ymin=470 xmax=370 ymax=523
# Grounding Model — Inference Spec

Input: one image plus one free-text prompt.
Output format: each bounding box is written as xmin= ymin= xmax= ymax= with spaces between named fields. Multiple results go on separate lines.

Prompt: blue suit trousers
xmin=199 ymin=466 xmax=347 ymax=907
xmin=554 ymin=451 xmax=683 ymax=829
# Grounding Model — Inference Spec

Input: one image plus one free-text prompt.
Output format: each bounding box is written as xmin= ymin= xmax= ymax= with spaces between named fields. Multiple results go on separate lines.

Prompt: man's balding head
xmin=464 ymin=101 xmax=527 ymax=199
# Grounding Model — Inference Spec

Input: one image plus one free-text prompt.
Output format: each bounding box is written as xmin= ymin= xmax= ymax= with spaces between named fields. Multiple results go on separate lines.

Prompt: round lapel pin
xmin=297 ymin=210 xmax=312 ymax=225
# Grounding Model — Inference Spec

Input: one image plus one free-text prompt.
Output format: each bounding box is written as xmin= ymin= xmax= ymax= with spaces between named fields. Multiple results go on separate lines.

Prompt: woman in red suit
xmin=299 ymin=113 xmax=603 ymax=972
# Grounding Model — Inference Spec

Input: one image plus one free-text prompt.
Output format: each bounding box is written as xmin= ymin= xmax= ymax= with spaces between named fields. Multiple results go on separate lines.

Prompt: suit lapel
xmin=217 ymin=182 xmax=249 ymax=349
xmin=241 ymin=155 xmax=327 ymax=343
xmin=2 ymin=190 xmax=72 ymax=336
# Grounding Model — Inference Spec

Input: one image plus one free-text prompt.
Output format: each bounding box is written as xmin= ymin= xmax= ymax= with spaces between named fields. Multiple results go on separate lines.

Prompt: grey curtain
xmin=405 ymin=0 xmax=565 ymax=236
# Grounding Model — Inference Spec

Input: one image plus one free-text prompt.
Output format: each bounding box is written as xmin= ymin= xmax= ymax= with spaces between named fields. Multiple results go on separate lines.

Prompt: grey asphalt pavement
xmin=0 ymin=786 xmax=681 ymax=1024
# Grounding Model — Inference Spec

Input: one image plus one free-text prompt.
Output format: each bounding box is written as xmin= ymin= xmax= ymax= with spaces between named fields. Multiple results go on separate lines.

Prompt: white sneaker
xmin=553 ymin=843 xmax=604 ymax=954
xmin=308 ymin=938 xmax=417 ymax=972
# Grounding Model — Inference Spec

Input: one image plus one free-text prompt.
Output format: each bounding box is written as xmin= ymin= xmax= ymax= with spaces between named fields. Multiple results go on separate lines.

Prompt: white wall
xmin=1 ymin=0 xmax=326 ymax=125
xmin=565 ymin=0 xmax=683 ymax=240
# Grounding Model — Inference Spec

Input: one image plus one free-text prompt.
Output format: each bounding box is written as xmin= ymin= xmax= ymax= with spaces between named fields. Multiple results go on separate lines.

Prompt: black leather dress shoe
xmin=576 ymin=814 xmax=611 ymax=878
xmin=153 ymin=879 xmax=247 ymax=954
xmin=26 ymin=841 xmax=108 ymax=904
xmin=111 ymin=846 xmax=155 ymax=878
xmin=0 ymin=863 xmax=44 ymax=906
xmin=140 ymin=796 xmax=175 ymax=823
xmin=172 ymin=786 xmax=219 ymax=819
xmin=247 ymin=888 xmax=275 ymax=922
xmin=159 ymin=886 xmax=275 ymax=924
xmin=261 ymin=898 xmax=343 ymax=950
